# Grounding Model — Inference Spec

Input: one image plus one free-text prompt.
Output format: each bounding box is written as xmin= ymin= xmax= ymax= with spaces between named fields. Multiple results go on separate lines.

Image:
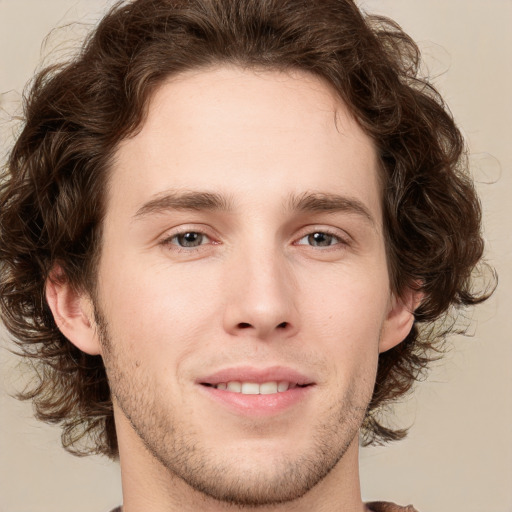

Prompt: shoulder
xmin=366 ymin=502 xmax=419 ymax=512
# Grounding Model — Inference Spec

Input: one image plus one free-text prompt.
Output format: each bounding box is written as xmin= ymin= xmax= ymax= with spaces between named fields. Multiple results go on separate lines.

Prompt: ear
xmin=45 ymin=266 xmax=101 ymax=356
xmin=379 ymin=287 xmax=423 ymax=354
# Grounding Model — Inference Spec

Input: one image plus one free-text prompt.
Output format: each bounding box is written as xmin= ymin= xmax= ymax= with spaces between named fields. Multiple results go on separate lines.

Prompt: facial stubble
xmin=93 ymin=301 xmax=373 ymax=508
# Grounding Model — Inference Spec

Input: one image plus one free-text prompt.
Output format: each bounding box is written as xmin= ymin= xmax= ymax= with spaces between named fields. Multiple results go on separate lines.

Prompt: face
xmin=88 ymin=67 xmax=411 ymax=506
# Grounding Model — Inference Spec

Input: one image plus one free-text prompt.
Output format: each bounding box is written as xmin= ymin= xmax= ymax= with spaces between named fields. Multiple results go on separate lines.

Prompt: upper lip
xmin=198 ymin=366 xmax=314 ymax=386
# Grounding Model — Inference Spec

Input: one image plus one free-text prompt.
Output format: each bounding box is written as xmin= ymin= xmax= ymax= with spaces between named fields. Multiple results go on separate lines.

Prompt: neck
xmin=116 ymin=413 xmax=368 ymax=512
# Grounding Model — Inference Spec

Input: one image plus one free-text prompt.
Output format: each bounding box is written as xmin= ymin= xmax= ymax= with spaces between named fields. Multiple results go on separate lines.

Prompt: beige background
xmin=0 ymin=1 xmax=510 ymax=511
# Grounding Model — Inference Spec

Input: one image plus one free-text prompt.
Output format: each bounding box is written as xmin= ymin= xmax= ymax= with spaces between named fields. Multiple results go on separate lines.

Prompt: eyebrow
xmin=133 ymin=189 xmax=375 ymax=225
xmin=133 ymin=190 xmax=233 ymax=220
xmin=287 ymin=192 xmax=375 ymax=225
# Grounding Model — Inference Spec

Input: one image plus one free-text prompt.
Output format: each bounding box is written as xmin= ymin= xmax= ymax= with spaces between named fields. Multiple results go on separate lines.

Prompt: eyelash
xmin=159 ymin=226 xmax=350 ymax=255
xmin=160 ymin=230 xmax=215 ymax=251
xmin=294 ymin=228 xmax=348 ymax=249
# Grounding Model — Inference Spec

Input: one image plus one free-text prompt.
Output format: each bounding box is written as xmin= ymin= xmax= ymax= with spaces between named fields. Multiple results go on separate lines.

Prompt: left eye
xmin=168 ymin=231 xmax=210 ymax=248
xmin=296 ymin=232 xmax=342 ymax=247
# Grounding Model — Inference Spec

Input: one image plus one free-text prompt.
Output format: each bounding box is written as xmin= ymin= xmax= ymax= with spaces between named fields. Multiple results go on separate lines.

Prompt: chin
xmin=164 ymin=451 xmax=341 ymax=507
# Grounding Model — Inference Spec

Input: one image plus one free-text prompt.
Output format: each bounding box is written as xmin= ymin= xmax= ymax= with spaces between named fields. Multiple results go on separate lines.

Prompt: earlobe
xmin=379 ymin=288 xmax=423 ymax=354
xmin=45 ymin=267 xmax=101 ymax=356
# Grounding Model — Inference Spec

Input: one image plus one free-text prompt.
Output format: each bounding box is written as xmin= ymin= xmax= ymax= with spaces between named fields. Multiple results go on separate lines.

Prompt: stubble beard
xmin=94 ymin=303 xmax=372 ymax=508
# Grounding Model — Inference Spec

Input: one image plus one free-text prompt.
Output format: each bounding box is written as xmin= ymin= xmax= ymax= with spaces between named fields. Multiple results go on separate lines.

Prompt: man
xmin=0 ymin=1 xmax=493 ymax=511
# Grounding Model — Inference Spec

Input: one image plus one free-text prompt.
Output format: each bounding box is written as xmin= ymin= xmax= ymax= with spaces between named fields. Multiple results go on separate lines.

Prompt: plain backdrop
xmin=0 ymin=1 xmax=510 ymax=511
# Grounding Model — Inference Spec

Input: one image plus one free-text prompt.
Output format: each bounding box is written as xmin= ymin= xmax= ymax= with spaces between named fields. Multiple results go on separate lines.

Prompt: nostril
xmin=277 ymin=322 xmax=288 ymax=329
xmin=238 ymin=322 xmax=252 ymax=329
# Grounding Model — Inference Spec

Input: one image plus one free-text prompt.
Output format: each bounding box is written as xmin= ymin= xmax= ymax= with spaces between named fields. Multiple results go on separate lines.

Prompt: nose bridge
xmin=223 ymin=239 xmax=298 ymax=339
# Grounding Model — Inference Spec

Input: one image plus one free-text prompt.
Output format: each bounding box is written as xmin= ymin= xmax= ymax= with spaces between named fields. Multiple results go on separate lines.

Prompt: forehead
xmin=109 ymin=66 xmax=380 ymax=220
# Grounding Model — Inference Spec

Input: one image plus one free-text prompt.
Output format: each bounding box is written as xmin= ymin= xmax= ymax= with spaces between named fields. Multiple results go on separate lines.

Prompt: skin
xmin=47 ymin=66 xmax=416 ymax=511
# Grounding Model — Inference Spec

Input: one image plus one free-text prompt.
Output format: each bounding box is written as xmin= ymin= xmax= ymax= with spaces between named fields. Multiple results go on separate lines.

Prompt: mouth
xmin=201 ymin=381 xmax=311 ymax=394
xmin=197 ymin=366 xmax=315 ymax=415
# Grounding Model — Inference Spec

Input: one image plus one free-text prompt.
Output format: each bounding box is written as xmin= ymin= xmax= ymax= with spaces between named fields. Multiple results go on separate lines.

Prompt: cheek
xmin=298 ymin=264 xmax=388 ymax=372
xmin=97 ymin=255 xmax=224 ymax=354
xmin=301 ymin=262 xmax=390 ymax=330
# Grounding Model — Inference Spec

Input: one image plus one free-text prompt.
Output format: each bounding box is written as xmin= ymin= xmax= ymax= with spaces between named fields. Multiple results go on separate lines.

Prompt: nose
xmin=222 ymin=247 xmax=299 ymax=340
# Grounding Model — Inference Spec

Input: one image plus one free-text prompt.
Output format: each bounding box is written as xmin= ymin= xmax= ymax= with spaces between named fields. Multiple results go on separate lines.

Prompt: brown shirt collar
xmin=366 ymin=502 xmax=418 ymax=512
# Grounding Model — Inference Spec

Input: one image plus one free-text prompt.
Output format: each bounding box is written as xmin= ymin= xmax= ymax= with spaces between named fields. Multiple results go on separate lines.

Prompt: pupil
xmin=180 ymin=232 xmax=201 ymax=247
xmin=309 ymin=232 xmax=331 ymax=246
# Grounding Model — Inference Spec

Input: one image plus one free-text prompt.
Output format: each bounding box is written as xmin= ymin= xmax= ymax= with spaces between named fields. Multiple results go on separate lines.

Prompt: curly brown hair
xmin=0 ymin=0 xmax=493 ymax=458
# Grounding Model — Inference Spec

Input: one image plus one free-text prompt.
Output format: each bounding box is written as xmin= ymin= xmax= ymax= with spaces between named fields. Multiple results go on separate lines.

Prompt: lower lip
xmin=198 ymin=385 xmax=314 ymax=417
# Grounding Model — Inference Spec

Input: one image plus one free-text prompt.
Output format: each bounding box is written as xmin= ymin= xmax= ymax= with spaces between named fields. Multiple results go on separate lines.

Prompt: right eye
xmin=166 ymin=231 xmax=211 ymax=248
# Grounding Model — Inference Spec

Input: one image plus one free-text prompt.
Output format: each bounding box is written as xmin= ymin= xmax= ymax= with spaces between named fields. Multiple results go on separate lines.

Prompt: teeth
xmin=277 ymin=381 xmax=290 ymax=392
xmin=260 ymin=382 xmax=278 ymax=394
xmin=226 ymin=381 xmax=241 ymax=392
xmin=241 ymin=382 xmax=260 ymax=394
xmin=213 ymin=381 xmax=296 ymax=394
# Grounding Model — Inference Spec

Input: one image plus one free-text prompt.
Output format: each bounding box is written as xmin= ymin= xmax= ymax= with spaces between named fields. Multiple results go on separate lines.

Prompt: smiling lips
xmin=198 ymin=367 xmax=315 ymax=414
xmin=203 ymin=381 xmax=308 ymax=394
xmin=199 ymin=366 xmax=313 ymax=390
